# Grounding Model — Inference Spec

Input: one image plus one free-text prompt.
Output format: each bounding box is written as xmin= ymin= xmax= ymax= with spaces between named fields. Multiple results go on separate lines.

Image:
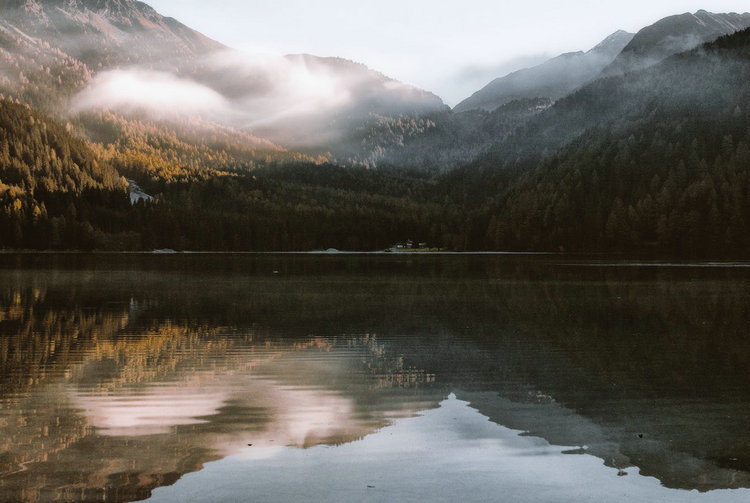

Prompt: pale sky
xmin=146 ymin=1 xmax=750 ymax=106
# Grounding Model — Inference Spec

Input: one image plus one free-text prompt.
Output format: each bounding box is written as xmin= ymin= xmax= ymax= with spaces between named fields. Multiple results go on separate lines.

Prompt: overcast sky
xmin=146 ymin=1 xmax=750 ymax=105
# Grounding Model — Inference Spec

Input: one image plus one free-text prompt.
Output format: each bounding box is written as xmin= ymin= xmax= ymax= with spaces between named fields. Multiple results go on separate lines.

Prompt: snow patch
xmin=126 ymin=178 xmax=154 ymax=205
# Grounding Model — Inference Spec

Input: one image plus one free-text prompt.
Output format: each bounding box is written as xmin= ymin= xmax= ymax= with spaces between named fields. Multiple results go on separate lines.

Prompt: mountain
xmin=463 ymin=27 xmax=750 ymax=254
xmin=332 ymin=97 xmax=551 ymax=171
xmin=0 ymin=0 xmax=223 ymax=69
xmin=601 ymin=10 xmax=750 ymax=76
xmin=0 ymin=0 xmax=446 ymax=155
xmin=209 ymin=53 xmax=447 ymax=149
xmin=454 ymin=30 xmax=634 ymax=113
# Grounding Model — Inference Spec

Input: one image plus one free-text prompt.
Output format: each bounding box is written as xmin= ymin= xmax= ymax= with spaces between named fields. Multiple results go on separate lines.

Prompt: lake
xmin=1 ymin=253 xmax=750 ymax=502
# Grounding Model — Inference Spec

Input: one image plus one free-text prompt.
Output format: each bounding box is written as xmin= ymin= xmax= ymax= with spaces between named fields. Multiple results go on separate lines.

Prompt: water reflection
xmin=1 ymin=320 xmax=439 ymax=501
xmin=149 ymin=394 xmax=750 ymax=503
xmin=1 ymin=254 xmax=750 ymax=501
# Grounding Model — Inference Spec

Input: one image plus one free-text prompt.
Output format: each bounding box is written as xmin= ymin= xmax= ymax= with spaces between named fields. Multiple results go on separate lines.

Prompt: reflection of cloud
xmin=266 ymin=386 xmax=356 ymax=448
xmin=70 ymin=338 xmax=436 ymax=449
xmin=74 ymin=385 xmax=229 ymax=436
xmin=73 ymin=376 xmax=389 ymax=448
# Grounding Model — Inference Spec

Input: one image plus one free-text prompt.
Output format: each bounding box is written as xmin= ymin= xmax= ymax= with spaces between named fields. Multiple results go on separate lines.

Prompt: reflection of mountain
xmin=3 ymin=254 xmax=750 ymax=498
xmin=0 ymin=290 xmax=441 ymax=502
xmin=147 ymin=394 xmax=750 ymax=503
xmin=459 ymin=391 xmax=750 ymax=492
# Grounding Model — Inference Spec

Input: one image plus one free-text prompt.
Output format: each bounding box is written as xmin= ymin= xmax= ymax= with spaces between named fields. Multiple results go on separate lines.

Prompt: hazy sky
xmin=146 ymin=1 xmax=750 ymax=105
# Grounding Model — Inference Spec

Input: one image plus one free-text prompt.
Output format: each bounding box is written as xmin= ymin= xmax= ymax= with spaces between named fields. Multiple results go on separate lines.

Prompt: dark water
xmin=1 ymin=253 xmax=750 ymax=502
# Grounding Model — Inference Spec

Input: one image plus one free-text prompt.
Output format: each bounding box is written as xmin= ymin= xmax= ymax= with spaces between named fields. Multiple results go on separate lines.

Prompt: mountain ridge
xmin=0 ymin=0 xmax=224 ymax=68
xmin=454 ymin=30 xmax=634 ymax=113
xmin=601 ymin=10 xmax=750 ymax=76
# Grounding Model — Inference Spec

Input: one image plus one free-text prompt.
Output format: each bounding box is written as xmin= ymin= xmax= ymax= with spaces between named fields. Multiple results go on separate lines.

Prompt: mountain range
xmin=456 ymin=11 xmax=750 ymax=114
xmin=1 ymin=1 xmax=750 ymax=255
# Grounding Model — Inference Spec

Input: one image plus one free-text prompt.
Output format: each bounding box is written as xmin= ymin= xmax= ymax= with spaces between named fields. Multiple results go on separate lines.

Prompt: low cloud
xmin=70 ymin=50 xmax=358 ymax=137
xmin=200 ymin=50 xmax=354 ymax=128
xmin=70 ymin=69 xmax=230 ymax=120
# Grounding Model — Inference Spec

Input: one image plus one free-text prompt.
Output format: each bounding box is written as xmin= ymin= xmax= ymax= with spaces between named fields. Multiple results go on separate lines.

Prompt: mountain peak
xmin=454 ymin=30 xmax=633 ymax=113
xmin=0 ymin=0 xmax=225 ymax=68
xmin=589 ymin=30 xmax=635 ymax=55
xmin=601 ymin=10 xmax=750 ymax=76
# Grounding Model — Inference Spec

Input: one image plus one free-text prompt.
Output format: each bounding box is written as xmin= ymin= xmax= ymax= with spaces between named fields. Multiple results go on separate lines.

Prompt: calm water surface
xmin=1 ymin=253 xmax=750 ymax=502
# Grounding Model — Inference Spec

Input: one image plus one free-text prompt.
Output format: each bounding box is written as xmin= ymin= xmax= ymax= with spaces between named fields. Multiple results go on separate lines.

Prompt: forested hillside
xmin=337 ymin=98 xmax=551 ymax=171
xmin=0 ymin=100 xmax=463 ymax=251
xmin=0 ymin=100 xmax=132 ymax=249
xmin=473 ymin=28 xmax=750 ymax=255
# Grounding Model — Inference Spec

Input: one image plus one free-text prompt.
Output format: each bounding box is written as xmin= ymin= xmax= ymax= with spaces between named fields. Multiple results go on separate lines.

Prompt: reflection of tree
xmin=351 ymin=334 xmax=436 ymax=389
xmin=0 ymin=285 xmax=129 ymax=394
xmin=5 ymin=256 xmax=750 ymax=401
xmin=5 ymin=259 xmax=750 ymax=403
xmin=493 ymin=267 xmax=750 ymax=400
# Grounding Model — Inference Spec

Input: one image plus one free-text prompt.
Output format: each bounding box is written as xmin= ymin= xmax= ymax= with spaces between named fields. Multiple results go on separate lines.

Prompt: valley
xmin=0 ymin=1 xmax=749 ymax=256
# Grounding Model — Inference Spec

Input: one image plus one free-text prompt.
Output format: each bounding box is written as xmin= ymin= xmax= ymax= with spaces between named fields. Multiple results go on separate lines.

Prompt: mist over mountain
xmin=601 ymin=10 xmax=750 ymax=77
xmin=454 ymin=30 xmax=634 ymax=113
xmin=0 ymin=0 xmax=446 ymax=154
xmin=473 ymin=24 xmax=750 ymax=173
xmin=211 ymin=53 xmax=446 ymax=148
xmin=456 ymin=10 xmax=750 ymax=115
xmin=330 ymin=98 xmax=551 ymax=171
